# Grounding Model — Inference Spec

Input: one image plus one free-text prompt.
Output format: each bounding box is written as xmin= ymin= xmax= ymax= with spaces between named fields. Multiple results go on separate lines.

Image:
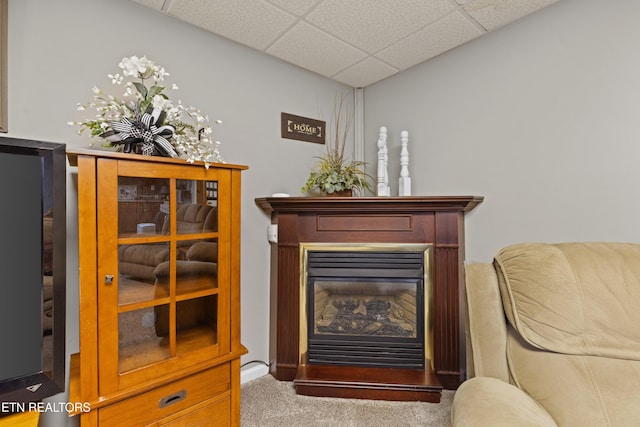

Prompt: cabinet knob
xmin=105 ymin=275 xmax=114 ymax=284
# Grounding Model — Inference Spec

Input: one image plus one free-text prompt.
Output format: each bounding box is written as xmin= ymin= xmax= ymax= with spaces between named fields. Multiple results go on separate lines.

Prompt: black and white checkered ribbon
xmin=102 ymin=106 xmax=178 ymax=158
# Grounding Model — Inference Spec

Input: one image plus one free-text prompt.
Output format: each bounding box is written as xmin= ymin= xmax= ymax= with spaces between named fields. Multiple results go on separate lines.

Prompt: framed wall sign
xmin=0 ymin=0 xmax=7 ymax=133
xmin=281 ymin=113 xmax=325 ymax=145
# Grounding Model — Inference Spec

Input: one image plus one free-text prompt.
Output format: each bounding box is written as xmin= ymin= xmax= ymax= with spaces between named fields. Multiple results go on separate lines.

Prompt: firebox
xmin=300 ymin=243 xmax=433 ymax=371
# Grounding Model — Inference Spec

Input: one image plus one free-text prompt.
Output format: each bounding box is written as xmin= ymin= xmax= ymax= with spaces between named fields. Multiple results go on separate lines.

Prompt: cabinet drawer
xmin=99 ymin=365 xmax=230 ymax=427
xmin=161 ymin=396 xmax=230 ymax=427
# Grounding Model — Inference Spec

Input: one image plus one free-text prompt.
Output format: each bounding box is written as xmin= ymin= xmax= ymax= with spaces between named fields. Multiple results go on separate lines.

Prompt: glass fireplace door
xmin=312 ymin=280 xmax=420 ymax=339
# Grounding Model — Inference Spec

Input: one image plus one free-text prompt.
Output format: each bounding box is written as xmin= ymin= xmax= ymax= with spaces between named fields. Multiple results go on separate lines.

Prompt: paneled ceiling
xmin=131 ymin=0 xmax=561 ymax=88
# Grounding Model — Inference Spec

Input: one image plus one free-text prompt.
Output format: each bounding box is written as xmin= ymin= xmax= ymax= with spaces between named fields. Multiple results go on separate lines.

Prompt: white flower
xmin=108 ymin=73 xmax=123 ymax=85
xmin=124 ymin=85 xmax=135 ymax=97
xmin=152 ymin=94 xmax=171 ymax=110
xmin=71 ymin=55 xmax=224 ymax=166
xmin=156 ymin=67 xmax=169 ymax=81
xmin=118 ymin=56 xmax=141 ymax=77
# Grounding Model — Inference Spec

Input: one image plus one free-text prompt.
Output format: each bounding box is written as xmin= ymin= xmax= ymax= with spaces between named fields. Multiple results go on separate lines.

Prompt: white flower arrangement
xmin=69 ymin=55 xmax=224 ymax=165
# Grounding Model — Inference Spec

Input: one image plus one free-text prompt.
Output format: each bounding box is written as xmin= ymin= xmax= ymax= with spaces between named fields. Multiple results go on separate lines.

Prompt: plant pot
xmin=323 ymin=189 xmax=352 ymax=197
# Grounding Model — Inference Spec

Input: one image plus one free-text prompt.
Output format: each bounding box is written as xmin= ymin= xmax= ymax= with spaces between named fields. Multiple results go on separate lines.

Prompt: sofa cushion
xmin=118 ymin=244 xmax=170 ymax=281
xmin=451 ymin=376 xmax=557 ymax=427
xmin=464 ymin=263 xmax=510 ymax=381
xmin=162 ymin=203 xmax=217 ymax=234
xmin=494 ymin=242 xmax=640 ymax=360
xmin=119 ymin=244 xmax=170 ymax=266
xmin=506 ymin=325 xmax=640 ymax=426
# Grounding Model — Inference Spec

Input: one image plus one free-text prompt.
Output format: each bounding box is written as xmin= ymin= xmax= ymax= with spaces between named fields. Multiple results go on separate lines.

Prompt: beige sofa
xmin=452 ymin=242 xmax=640 ymax=427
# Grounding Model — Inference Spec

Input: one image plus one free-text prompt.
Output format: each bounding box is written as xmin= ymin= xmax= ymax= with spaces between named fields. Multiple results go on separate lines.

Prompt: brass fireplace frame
xmin=298 ymin=242 xmax=434 ymax=370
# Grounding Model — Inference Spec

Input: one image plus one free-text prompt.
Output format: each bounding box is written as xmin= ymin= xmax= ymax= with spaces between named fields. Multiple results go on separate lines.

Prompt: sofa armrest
xmin=451 ymin=377 xmax=557 ymax=427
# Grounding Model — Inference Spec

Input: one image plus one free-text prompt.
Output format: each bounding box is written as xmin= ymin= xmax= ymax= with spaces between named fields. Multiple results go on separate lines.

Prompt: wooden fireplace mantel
xmin=255 ymin=195 xmax=483 ymax=214
xmin=256 ymin=195 xmax=483 ymax=398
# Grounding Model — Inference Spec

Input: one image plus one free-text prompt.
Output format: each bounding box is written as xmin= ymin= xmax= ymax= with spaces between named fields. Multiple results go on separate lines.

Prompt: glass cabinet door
xmin=97 ymin=159 xmax=223 ymax=390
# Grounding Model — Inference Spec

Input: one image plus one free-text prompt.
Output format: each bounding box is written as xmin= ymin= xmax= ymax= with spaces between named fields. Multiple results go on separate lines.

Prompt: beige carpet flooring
xmin=240 ymin=374 xmax=454 ymax=427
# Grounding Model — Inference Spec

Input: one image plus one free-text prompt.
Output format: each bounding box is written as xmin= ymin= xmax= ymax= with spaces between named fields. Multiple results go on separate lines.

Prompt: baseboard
xmin=241 ymin=363 xmax=269 ymax=384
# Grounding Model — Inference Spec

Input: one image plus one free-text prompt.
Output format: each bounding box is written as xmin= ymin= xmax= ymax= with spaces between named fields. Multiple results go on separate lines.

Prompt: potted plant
xmin=301 ymin=94 xmax=371 ymax=196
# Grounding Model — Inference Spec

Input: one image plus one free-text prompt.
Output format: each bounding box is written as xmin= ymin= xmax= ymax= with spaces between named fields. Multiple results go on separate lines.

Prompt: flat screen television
xmin=0 ymin=137 xmax=66 ymax=415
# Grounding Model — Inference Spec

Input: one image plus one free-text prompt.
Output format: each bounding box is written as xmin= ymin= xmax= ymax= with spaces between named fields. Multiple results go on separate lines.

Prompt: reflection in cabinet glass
xmin=67 ymin=149 xmax=247 ymax=426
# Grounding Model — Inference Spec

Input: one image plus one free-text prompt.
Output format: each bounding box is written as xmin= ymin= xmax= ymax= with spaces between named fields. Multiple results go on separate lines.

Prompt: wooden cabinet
xmin=68 ymin=149 xmax=247 ymax=426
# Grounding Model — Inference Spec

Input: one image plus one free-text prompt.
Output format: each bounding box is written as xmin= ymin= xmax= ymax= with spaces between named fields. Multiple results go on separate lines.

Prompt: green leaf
xmin=147 ymin=85 xmax=165 ymax=100
xmin=133 ymin=82 xmax=148 ymax=99
xmin=139 ymin=99 xmax=151 ymax=113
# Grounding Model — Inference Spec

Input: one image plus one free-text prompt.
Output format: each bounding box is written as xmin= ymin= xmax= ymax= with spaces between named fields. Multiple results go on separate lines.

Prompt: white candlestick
xmin=377 ymin=126 xmax=390 ymax=196
xmin=398 ymin=130 xmax=411 ymax=196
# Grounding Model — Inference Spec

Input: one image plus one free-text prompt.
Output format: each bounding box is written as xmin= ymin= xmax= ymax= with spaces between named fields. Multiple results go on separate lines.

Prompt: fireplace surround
xmin=255 ymin=196 xmax=482 ymax=401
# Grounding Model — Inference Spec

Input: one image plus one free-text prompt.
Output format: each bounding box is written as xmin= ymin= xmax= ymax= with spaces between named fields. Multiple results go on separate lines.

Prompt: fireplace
xmin=255 ymin=196 xmax=483 ymax=402
xmin=301 ymin=244 xmax=432 ymax=371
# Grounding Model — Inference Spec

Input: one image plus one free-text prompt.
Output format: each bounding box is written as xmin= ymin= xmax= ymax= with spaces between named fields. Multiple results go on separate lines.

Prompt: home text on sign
xmin=281 ymin=113 xmax=325 ymax=144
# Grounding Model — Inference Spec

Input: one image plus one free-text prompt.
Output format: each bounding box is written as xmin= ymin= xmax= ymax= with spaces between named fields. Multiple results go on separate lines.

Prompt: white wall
xmin=5 ymin=1 xmax=350 ymax=424
xmin=364 ymin=0 xmax=640 ymax=263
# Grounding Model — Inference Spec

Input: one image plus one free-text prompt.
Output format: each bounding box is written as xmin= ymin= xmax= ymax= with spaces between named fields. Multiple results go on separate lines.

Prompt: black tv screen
xmin=0 ymin=137 xmax=66 ymax=415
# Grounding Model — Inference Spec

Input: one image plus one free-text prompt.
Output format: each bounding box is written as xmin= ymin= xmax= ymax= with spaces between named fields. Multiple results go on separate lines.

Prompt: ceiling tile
xmin=130 ymin=0 xmax=564 ymax=87
xmin=377 ymin=11 xmax=483 ymax=70
xmin=265 ymin=0 xmax=320 ymax=16
xmin=266 ymin=21 xmax=367 ymax=77
xmin=305 ymin=0 xmax=455 ymax=54
xmin=130 ymin=0 xmax=165 ymax=9
xmin=332 ymin=57 xmax=399 ymax=88
xmin=461 ymin=0 xmax=560 ymax=31
xmin=166 ymin=0 xmax=297 ymax=50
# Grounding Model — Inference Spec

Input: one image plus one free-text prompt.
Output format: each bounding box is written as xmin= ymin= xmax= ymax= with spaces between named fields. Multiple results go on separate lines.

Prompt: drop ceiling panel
xmin=166 ymin=0 xmax=297 ymax=51
xmin=267 ymin=21 xmax=368 ymax=78
xmin=305 ymin=0 xmax=456 ymax=54
xmin=264 ymin=0 xmax=320 ymax=17
xmin=131 ymin=0 xmax=164 ymax=9
xmin=332 ymin=57 xmax=399 ymax=88
xmin=131 ymin=0 xmax=562 ymax=87
xmin=460 ymin=0 xmax=561 ymax=31
xmin=377 ymin=11 xmax=483 ymax=70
